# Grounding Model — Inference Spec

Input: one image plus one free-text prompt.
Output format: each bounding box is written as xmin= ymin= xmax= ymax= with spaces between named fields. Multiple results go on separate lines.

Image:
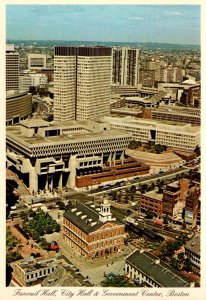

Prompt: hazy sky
xmin=6 ymin=5 xmax=200 ymax=45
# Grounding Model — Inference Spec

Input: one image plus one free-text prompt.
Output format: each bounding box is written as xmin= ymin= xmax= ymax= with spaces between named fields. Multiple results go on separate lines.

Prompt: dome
xmin=182 ymin=79 xmax=196 ymax=85
xmin=103 ymin=198 xmax=109 ymax=205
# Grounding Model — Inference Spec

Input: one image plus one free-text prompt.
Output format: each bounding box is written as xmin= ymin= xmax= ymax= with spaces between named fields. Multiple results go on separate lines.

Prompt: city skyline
xmin=6 ymin=5 xmax=200 ymax=45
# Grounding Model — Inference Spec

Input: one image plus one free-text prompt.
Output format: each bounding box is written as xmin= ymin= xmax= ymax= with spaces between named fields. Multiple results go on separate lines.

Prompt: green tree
xmin=171 ymin=258 xmax=181 ymax=270
xmin=184 ymin=258 xmax=193 ymax=272
xmin=145 ymin=209 xmax=154 ymax=219
xmin=101 ymin=275 xmax=135 ymax=287
xmin=130 ymin=185 xmax=136 ymax=194
xmin=194 ymin=145 xmax=200 ymax=156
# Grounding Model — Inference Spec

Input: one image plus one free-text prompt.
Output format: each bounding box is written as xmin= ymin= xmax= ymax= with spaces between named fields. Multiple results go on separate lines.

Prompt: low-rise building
xmin=102 ymin=116 xmax=200 ymax=151
xmin=184 ymin=234 xmax=200 ymax=274
xmin=125 ymin=250 xmax=194 ymax=287
xmin=63 ymin=199 xmax=125 ymax=259
xmin=184 ymin=183 xmax=200 ymax=228
xmin=162 ymin=179 xmax=189 ymax=218
xmin=140 ymin=190 xmax=163 ymax=217
xmin=6 ymin=119 xmax=132 ymax=192
xmin=11 ymin=256 xmax=58 ymax=287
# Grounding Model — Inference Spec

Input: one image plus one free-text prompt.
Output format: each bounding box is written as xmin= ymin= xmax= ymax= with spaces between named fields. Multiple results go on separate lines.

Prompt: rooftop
xmin=126 ymin=250 xmax=191 ymax=287
xmin=64 ymin=202 xmax=123 ymax=234
xmin=142 ymin=190 xmax=163 ymax=201
xmin=185 ymin=234 xmax=200 ymax=256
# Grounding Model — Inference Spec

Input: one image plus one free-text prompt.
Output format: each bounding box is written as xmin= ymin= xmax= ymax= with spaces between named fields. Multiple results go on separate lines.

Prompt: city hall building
xmin=6 ymin=118 xmax=149 ymax=192
xmin=63 ymin=199 xmax=125 ymax=259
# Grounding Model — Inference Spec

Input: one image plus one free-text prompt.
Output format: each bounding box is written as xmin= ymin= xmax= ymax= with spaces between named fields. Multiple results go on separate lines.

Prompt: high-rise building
xmin=112 ymin=47 xmax=140 ymax=86
xmin=54 ymin=46 xmax=111 ymax=122
xmin=6 ymin=44 xmax=19 ymax=92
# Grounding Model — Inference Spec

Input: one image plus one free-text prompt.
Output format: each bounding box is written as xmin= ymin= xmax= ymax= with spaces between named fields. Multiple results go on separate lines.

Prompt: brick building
xmin=162 ymin=179 xmax=189 ymax=217
xmin=140 ymin=190 xmax=163 ymax=217
xmin=63 ymin=199 xmax=125 ymax=259
xmin=184 ymin=183 xmax=200 ymax=228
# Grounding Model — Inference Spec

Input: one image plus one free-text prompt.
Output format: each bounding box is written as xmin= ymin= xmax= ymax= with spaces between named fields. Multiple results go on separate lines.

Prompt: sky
xmin=6 ymin=5 xmax=200 ymax=45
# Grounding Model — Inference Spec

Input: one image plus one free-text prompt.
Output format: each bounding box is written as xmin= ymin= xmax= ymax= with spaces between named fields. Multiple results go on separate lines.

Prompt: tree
xmin=171 ymin=257 xmax=181 ymax=271
xmin=145 ymin=209 xmax=154 ymax=220
xmin=184 ymin=258 xmax=193 ymax=272
xmin=128 ymin=140 xmax=141 ymax=149
xmin=29 ymin=86 xmax=37 ymax=95
xmin=194 ymin=145 xmax=200 ymax=156
xmin=101 ymin=275 xmax=135 ymax=287
xmin=130 ymin=185 xmax=136 ymax=194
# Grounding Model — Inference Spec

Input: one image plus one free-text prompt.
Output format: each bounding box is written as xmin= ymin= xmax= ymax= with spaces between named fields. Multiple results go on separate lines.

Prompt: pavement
xmin=44 ymin=231 xmax=136 ymax=285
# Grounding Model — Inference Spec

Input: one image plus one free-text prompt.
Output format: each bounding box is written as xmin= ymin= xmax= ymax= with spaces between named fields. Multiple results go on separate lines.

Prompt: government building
xmin=63 ymin=199 xmax=125 ymax=259
xmin=6 ymin=118 xmax=147 ymax=192
xmin=102 ymin=116 xmax=200 ymax=151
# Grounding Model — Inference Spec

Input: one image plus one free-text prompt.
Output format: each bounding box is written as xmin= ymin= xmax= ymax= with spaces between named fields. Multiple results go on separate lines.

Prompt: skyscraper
xmin=54 ymin=46 xmax=112 ymax=122
xmin=112 ymin=47 xmax=140 ymax=86
xmin=6 ymin=44 xmax=19 ymax=92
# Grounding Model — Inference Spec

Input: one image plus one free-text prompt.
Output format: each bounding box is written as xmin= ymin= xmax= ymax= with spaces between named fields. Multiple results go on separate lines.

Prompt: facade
xmin=63 ymin=199 xmax=125 ymax=259
xmin=28 ymin=54 xmax=47 ymax=70
xmin=184 ymin=234 xmax=200 ymax=274
xmin=150 ymin=106 xmax=200 ymax=126
xmin=11 ymin=256 xmax=58 ymax=287
xmin=6 ymin=44 xmax=19 ymax=92
xmin=184 ymin=183 xmax=200 ymax=228
xmin=112 ymin=47 xmax=140 ymax=86
xmin=139 ymin=70 xmax=155 ymax=87
xmin=19 ymin=73 xmax=48 ymax=92
xmin=125 ymin=250 xmax=193 ymax=287
xmin=6 ymin=119 xmax=132 ymax=192
xmin=162 ymin=179 xmax=189 ymax=217
xmin=6 ymin=91 xmax=32 ymax=125
xmin=103 ymin=116 xmax=200 ymax=151
xmin=54 ymin=46 xmax=111 ymax=122
xmin=140 ymin=190 xmax=163 ymax=217
xmin=180 ymin=84 xmax=201 ymax=108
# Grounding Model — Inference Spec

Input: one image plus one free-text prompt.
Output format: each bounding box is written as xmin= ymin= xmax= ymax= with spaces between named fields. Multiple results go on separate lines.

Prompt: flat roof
xmin=142 ymin=190 xmax=163 ymax=201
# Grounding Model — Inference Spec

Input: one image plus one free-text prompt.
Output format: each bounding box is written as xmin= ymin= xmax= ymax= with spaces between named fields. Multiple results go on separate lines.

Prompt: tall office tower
xmin=54 ymin=46 xmax=111 ymax=122
xmin=111 ymin=47 xmax=140 ymax=86
xmin=6 ymin=44 xmax=19 ymax=92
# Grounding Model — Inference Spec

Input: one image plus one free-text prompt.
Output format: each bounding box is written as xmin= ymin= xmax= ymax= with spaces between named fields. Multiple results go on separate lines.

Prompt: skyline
xmin=6 ymin=5 xmax=200 ymax=45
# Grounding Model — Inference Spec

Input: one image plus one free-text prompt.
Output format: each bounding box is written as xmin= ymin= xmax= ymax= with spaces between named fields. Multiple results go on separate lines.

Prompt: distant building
xmin=19 ymin=73 xmax=48 ymax=92
xmin=28 ymin=54 xmax=47 ymax=70
xmin=180 ymin=84 xmax=201 ymax=108
xmin=54 ymin=46 xmax=111 ymax=122
xmin=6 ymin=44 xmax=19 ymax=92
xmin=149 ymin=106 xmax=200 ymax=126
xmin=140 ymin=190 xmax=163 ymax=217
xmin=139 ymin=70 xmax=155 ymax=87
xmin=125 ymin=250 xmax=194 ymax=287
xmin=6 ymin=91 xmax=32 ymax=125
xmin=103 ymin=116 xmax=200 ymax=151
xmin=184 ymin=234 xmax=200 ymax=275
xmin=63 ymin=199 xmax=125 ymax=259
xmin=11 ymin=256 xmax=58 ymax=287
xmin=112 ymin=47 xmax=140 ymax=86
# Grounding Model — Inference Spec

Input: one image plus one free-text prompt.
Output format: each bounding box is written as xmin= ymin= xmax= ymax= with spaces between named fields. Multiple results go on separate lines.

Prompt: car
xmin=105 ymin=272 xmax=116 ymax=279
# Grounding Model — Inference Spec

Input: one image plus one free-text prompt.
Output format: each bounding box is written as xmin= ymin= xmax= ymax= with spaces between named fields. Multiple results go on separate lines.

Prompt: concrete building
xmin=6 ymin=44 xmax=19 ymax=92
xmin=19 ymin=72 xmax=48 ymax=92
xmin=28 ymin=54 xmax=47 ymax=70
xmin=6 ymin=119 xmax=132 ymax=192
xmin=139 ymin=70 xmax=155 ymax=87
xmin=112 ymin=47 xmax=140 ymax=86
xmin=180 ymin=84 xmax=201 ymax=108
xmin=63 ymin=199 xmax=125 ymax=259
xmin=11 ymin=256 xmax=58 ymax=287
xmin=6 ymin=91 xmax=32 ymax=125
xmin=125 ymin=250 xmax=193 ymax=287
xmin=103 ymin=116 xmax=200 ymax=151
xmin=184 ymin=234 xmax=200 ymax=275
xmin=148 ymin=106 xmax=200 ymax=126
xmin=54 ymin=46 xmax=111 ymax=122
